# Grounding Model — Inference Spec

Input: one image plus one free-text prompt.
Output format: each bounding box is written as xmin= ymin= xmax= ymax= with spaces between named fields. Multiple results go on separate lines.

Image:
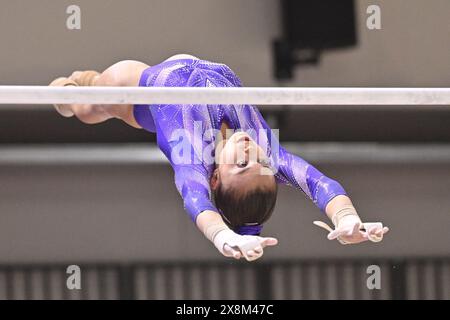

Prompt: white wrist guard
xmin=204 ymin=221 xmax=229 ymax=243
xmin=313 ymin=205 xmax=385 ymax=244
xmin=213 ymin=229 xmax=261 ymax=261
xmin=331 ymin=205 xmax=361 ymax=227
xmin=212 ymin=229 xmax=236 ymax=253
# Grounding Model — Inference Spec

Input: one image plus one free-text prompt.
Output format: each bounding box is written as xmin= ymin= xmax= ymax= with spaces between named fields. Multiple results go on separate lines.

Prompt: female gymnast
xmin=49 ymin=54 xmax=389 ymax=261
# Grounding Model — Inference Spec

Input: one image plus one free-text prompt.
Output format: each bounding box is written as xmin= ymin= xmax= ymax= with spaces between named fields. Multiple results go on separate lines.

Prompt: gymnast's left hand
xmin=314 ymin=215 xmax=389 ymax=245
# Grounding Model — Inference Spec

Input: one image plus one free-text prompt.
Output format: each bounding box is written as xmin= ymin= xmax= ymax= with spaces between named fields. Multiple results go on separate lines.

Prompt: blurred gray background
xmin=0 ymin=0 xmax=449 ymax=299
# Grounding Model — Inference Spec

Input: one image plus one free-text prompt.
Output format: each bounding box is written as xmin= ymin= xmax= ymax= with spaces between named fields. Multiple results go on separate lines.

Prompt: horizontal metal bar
xmin=0 ymin=143 xmax=449 ymax=165
xmin=0 ymin=86 xmax=449 ymax=105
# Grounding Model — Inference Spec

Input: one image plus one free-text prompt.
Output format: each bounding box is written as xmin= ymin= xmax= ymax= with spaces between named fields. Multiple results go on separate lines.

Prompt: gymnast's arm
xmin=253 ymin=107 xmax=352 ymax=219
xmin=276 ymin=145 xmax=389 ymax=244
xmin=276 ymin=145 xmax=348 ymax=219
xmin=254 ymin=108 xmax=388 ymax=244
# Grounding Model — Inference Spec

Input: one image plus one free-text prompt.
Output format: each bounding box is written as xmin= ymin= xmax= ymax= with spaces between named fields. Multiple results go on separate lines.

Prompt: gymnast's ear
xmin=210 ymin=168 xmax=220 ymax=191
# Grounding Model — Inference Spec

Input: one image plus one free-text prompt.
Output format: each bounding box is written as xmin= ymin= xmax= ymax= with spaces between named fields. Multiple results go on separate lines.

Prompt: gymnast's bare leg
xmin=50 ymin=55 xmax=201 ymax=127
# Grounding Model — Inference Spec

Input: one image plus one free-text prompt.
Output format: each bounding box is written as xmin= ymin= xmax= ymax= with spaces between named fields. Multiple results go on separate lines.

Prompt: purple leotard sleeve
xmin=276 ymin=146 xmax=347 ymax=212
xmin=173 ymin=164 xmax=218 ymax=221
xmin=253 ymin=109 xmax=347 ymax=212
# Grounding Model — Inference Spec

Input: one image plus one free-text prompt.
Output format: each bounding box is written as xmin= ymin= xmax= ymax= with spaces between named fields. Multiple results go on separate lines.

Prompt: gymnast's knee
xmin=101 ymin=60 xmax=149 ymax=86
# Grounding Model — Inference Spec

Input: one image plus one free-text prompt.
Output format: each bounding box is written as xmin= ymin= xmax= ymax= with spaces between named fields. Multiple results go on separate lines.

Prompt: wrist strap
xmin=331 ymin=205 xmax=361 ymax=227
xmin=204 ymin=222 xmax=229 ymax=243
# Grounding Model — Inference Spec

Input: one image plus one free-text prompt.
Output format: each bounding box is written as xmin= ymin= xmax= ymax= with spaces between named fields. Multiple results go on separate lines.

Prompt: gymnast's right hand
xmin=213 ymin=229 xmax=278 ymax=262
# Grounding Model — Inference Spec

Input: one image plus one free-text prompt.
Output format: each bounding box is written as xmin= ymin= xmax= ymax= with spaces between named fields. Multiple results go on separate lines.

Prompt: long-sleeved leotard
xmin=133 ymin=58 xmax=347 ymax=234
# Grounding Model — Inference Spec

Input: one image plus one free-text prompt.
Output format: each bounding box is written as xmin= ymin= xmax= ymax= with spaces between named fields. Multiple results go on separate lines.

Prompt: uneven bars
xmin=0 ymin=86 xmax=449 ymax=105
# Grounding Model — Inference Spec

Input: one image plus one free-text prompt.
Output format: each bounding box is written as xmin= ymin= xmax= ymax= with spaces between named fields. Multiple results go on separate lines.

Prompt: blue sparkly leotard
xmin=133 ymin=58 xmax=347 ymax=235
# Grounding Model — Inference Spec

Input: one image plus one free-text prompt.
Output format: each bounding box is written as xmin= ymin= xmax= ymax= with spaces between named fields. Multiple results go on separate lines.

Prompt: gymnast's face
xmin=212 ymin=132 xmax=275 ymax=192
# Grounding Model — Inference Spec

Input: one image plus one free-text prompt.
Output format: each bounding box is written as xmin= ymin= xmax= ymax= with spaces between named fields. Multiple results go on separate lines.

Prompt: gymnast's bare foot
xmin=49 ymin=77 xmax=77 ymax=117
xmin=69 ymin=70 xmax=100 ymax=86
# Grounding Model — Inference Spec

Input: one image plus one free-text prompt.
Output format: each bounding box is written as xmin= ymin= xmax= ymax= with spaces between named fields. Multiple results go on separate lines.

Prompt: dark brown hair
xmin=213 ymin=182 xmax=278 ymax=232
